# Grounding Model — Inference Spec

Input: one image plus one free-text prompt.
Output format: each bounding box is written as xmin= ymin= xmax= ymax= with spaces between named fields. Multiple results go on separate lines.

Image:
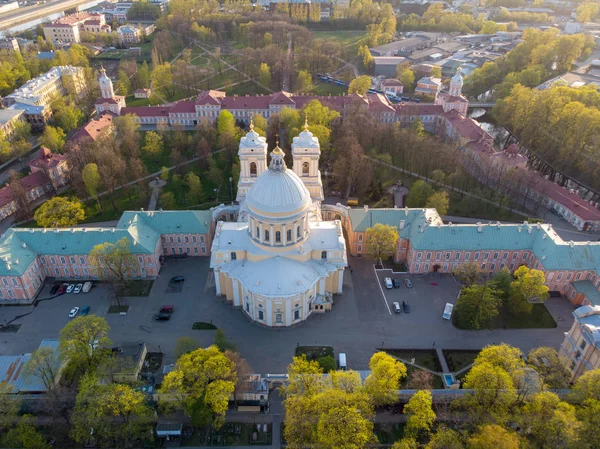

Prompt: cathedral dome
xmin=246 ymin=145 xmax=311 ymax=219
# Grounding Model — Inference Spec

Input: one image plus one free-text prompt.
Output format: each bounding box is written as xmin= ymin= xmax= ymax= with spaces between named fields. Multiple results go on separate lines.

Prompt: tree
xmin=185 ymin=172 xmax=204 ymax=205
xmin=160 ymin=166 xmax=169 ymax=181
xmin=467 ymin=425 xmax=520 ymax=449
xmin=572 ymin=369 xmax=600 ymax=402
xmin=71 ymin=373 xmax=155 ymax=448
xmin=259 ymin=63 xmax=271 ymax=87
xmin=527 ymin=347 xmax=570 ymax=389
xmin=406 ymin=180 xmax=434 ymax=207
xmin=59 ymin=316 xmax=111 ymax=376
xmin=426 ymin=426 xmax=464 ymax=449
xmin=174 ymin=337 xmax=200 ymax=360
xmin=214 ymin=328 xmax=236 ymax=352
xmin=0 ymin=383 xmax=21 ymax=432
xmin=284 ymin=354 xmax=325 ymax=397
xmin=317 ymin=406 xmax=374 ymax=449
xmin=430 ymin=66 xmax=442 ymax=79
xmin=348 ymin=75 xmax=371 ymax=95
xmin=407 ymin=370 xmax=434 ymax=390
xmin=454 ymin=284 xmax=501 ymax=330
xmin=474 ymin=343 xmax=524 ymax=377
xmin=392 ymin=438 xmax=418 ymax=449
xmin=295 ymin=70 xmax=313 ymax=93
xmin=453 ymin=262 xmax=484 ymax=286
xmin=142 ymin=131 xmax=163 ymax=156
xmin=89 ymin=237 xmax=132 ymax=285
xmin=159 ymin=191 xmax=176 ymax=209
xmin=404 ymin=390 xmax=436 ymax=441
xmin=578 ymin=397 xmax=600 ymax=448
xmin=38 ymin=125 xmax=66 ymax=152
xmin=426 ymin=190 xmax=449 ymax=215
xmin=576 ymin=2 xmax=600 ymax=22
xmin=11 ymin=119 xmax=31 ymax=142
xmin=54 ymin=104 xmax=84 ymax=133
xmin=23 ymin=346 xmax=60 ymax=391
xmin=2 ymin=415 xmax=51 ymax=449
xmin=316 ymin=356 xmax=336 ymax=373
xmin=34 ymin=196 xmax=85 ymax=228
xmin=507 ymin=265 xmax=548 ymax=315
xmin=519 ymin=391 xmax=580 ymax=448
xmin=82 ymin=163 xmax=101 ymax=211
xmin=159 ymin=345 xmax=237 ymax=429
xmin=399 ymin=69 xmax=415 ymax=92
xmin=491 ymin=267 xmax=512 ymax=299
xmin=364 ymin=352 xmax=407 ymax=406
xmin=365 ymin=223 xmax=399 ymax=263
xmin=116 ymin=69 xmax=131 ymax=96
xmin=9 ymin=169 xmax=30 ymax=219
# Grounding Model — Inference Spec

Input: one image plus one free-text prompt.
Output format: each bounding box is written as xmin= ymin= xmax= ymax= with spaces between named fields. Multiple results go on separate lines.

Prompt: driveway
xmin=0 ymin=256 xmax=575 ymax=373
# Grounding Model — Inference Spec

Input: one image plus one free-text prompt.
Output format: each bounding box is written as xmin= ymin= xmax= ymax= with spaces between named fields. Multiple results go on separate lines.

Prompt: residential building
xmin=415 ymin=76 xmax=442 ymax=96
xmin=29 ymin=147 xmax=70 ymax=190
xmin=134 ymin=88 xmax=152 ymax=98
xmin=43 ymin=13 xmax=110 ymax=44
xmin=0 ymin=108 xmax=25 ymax=138
xmin=117 ymin=25 xmax=141 ymax=44
xmin=0 ymin=37 xmax=19 ymax=52
xmin=559 ymin=306 xmax=600 ymax=381
xmin=67 ymin=111 xmax=116 ymax=149
xmin=373 ymin=57 xmax=407 ymax=77
xmin=380 ymin=79 xmax=404 ymax=96
xmin=369 ymin=34 xmax=437 ymax=57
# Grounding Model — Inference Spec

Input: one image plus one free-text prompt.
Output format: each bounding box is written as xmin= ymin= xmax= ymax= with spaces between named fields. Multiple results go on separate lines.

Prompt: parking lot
xmin=0 ymin=255 xmax=576 ymax=373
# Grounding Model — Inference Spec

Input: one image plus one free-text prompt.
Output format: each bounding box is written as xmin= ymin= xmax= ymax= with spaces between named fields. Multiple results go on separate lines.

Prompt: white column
xmin=319 ymin=278 xmax=325 ymax=295
xmin=232 ymin=279 xmax=240 ymax=306
xmin=266 ymin=301 xmax=272 ymax=326
xmin=283 ymin=226 xmax=287 ymax=245
xmin=286 ymin=300 xmax=292 ymax=326
xmin=260 ymin=223 xmax=264 ymax=243
xmin=294 ymin=222 xmax=299 ymax=243
xmin=214 ymin=271 xmax=221 ymax=295
xmin=337 ymin=269 xmax=344 ymax=293
xmin=270 ymin=225 xmax=274 ymax=247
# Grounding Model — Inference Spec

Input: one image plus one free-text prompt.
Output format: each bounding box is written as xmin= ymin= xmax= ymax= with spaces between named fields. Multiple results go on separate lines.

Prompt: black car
xmin=154 ymin=313 xmax=171 ymax=321
xmin=170 ymin=276 xmax=185 ymax=283
xmin=402 ymin=301 xmax=410 ymax=313
xmin=50 ymin=284 xmax=59 ymax=295
xmin=392 ymin=279 xmax=401 ymax=288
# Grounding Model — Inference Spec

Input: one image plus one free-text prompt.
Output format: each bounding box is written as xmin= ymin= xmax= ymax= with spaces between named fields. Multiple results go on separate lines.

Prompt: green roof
xmin=117 ymin=210 xmax=213 ymax=235
xmin=572 ymin=281 xmax=600 ymax=305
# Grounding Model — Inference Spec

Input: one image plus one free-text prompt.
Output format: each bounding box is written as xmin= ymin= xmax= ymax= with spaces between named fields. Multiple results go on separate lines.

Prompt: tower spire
xmin=250 ymin=117 xmax=254 ymax=131
xmin=303 ymin=114 xmax=309 ymax=131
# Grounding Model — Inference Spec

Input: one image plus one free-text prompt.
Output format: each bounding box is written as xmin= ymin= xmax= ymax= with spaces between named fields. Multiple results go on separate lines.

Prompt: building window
xmin=276 ymin=231 xmax=281 ymax=243
xmin=294 ymin=309 xmax=300 ymax=320
xmin=455 ymin=253 xmax=460 ymax=261
xmin=231 ymin=252 xmax=237 ymax=260
xmin=465 ymin=252 xmax=470 ymax=260
xmin=193 ymin=236 xmax=197 ymax=243
xmin=265 ymin=230 xmax=270 ymax=241
xmin=522 ymin=253 xmax=527 ymax=260
xmin=426 ymin=252 xmax=431 ymax=260
xmin=70 ymin=257 xmax=75 ymax=264
xmin=169 ymin=236 xmax=174 ymax=243
xmin=245 ymin=303 xmax=249 ymax=312
xmin=321 ymin=251 xmax=327 ymax=259
xmin=297 ymin=227 xmax=301 ymax=238
xmin=287 ymin=229 xmax=292 ymax=241
xmin=275 ymin=313 xmax=283 ymax=324
xmin=580 ymin=340 xmax=587 ymax=351
xmin=302 ymin=162 xmax=309 ymax=176
xmin=484 ymin=252 xmax=489 ymax=260
xmin=250 ymin=162 xmax=257 ymax=177
xmin=200 ymin=236 xmax=205 ymax=243
xmin=177 ymin=236 xmax=181 ymax=244
xmin=12 ymin=278 xmax=17 ymax=287
xmin=79 ymin=257 xmax=85 ymax=264
xmin=512 ymin=253 xmax=518 ymax=260
xmin=576 ymin=273 xmax=582 ymax=281
xmin=358 ymin=234 xmax=363 ymax=242
xmin=50 ymin=257 xmax=56 ymax=264
xmin=54 ymin=268 xmax=60 ymax=276
xmin=417 ymin=252 xmax=422 ymax=260
xmin=185 ymin=236 xmax=189 ymax=243
xmin=256 ymin=226 xmax=260 ymax=238
xmin=258 ymin=310 xmax=264 ymax=321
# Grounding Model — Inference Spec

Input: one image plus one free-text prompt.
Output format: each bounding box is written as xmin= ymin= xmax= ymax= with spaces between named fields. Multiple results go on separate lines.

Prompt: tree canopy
xmin=34 ymin=197 xmax=85 ymax=228
xmin=365 ymin=223 xmax=399 ymax=262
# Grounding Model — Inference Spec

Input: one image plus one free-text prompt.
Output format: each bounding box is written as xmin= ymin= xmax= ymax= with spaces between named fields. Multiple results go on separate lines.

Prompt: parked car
xmin=393 ymin=302 xmax=402 ymax=314
xmin=154 ymin=313 xmax=171 ymax=321
xmin=392 ymin=278 xmax=401 ymax=288
xmin=50 ymin=284 xmax=59 ymax=295
xmin=69 ymin=307 xmax=79 ymax=318
xmin=73 ymin=283 xmax=83 ymax=294
xmin=80 ymin=305 xmax=90 ymax=316
xmin=66 ymin=284 xmax=75 ymax=294
xmin=404 ymin=278 xmax=412 ymax=288
xmin=403 ymin=301 xmax=410 ymax=313
xmin=57 ymin=284 xmax=67 ymax=295
xmin=384 ymin=277 xmax=393 ymax=289
xmin=160 ymin=305 xmax=174 ymax=314
xmin=82 ymin=281 xmax=93 ymax=293
xmin=170 ymin=276 xmax=185 ymax=283
xmin=111 ymin=347 xmax=124 ymax=354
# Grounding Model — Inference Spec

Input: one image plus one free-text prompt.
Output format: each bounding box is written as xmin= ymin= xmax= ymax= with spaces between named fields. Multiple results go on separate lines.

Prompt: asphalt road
xmin=0 ymin=0 xmax=93 ymax=31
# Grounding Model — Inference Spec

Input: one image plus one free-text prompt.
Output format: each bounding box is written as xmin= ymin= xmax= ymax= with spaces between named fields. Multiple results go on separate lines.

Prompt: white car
xmin=82 ymin=281 xmax=93 ymax=293
xmin=69 ymin=307 xmax=79 ymax=318
xmin=73 ymin=283 xmax=83 ymax=294
xmin=384 ymin=277 xmax=393 ymax=289
xmin=66 ymin=284 xmax=75 ymax=294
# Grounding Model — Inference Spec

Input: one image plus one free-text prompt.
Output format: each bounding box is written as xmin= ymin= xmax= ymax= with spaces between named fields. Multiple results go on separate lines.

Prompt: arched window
xmin=256 ymin=226 xmax=260 ymax=239
xmin=265 ymin=230 xmax=270 ymax=241
xmin=302 ymin=162 xmax=309 ymax=176
xmin=321 ymin=251 xmax=327 ymax=259
xmin=231 ymin=252 xmax=237 ymax=260
xmin=250 ymin=162 xmax=257 ymax=177
xmin=276 ymin=231 xmax=281 ymax=243
xmin=297 ymin=226 xmax=301 ymax=237
xmin=287 ymin=229 xmax=292 ymax=241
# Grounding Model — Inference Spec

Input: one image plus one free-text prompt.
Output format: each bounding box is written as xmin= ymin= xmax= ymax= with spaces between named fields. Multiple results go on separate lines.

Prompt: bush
xmin=316 ymin=355 xmax=336 ymax=373
xmin=192 ymin=322 xmax=217 ymax=330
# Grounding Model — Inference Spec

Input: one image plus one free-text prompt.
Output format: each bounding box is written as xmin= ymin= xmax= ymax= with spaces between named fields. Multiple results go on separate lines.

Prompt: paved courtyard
xmin=0 ymin=256 xmax=576 ymax=373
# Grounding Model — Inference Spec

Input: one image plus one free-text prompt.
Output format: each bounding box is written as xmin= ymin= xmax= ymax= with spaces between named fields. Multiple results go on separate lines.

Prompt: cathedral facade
xmin=210 ymin=121 xmax=347 ymax=327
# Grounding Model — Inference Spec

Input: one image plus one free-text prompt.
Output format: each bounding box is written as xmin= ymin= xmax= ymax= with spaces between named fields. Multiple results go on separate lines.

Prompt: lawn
xmin=310 ymin=81 xmax=347 ymax=96
xmin=83 ymin=185 xmax=148 ymax=224
xmin=312 ymin=30 xmax=366 ymax=46
xmin=125 ymin=95 xmax=151 ymax=107
xmin=442 ymin=350 xmax=479 ymax=372
xmin=386 ymin=349 xmax=442 ymax=372
xmin=374 ymin=423 xmax=404 ymax=444
xmin=296 ymin=345 xmax=334 ymax=360
xmin=192 ymin=321 xmax=217 ymax=330
xmin=493 ymin=303 xmax=557 ymax=329
xmin=183 ymin=423 xmax=269 ymax=447
xmin=223 ymin=81 xmax=270 ymax=96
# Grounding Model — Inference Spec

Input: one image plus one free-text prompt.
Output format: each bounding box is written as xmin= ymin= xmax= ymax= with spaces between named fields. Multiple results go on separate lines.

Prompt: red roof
xmin=269 ymin=91 xmax=295 ymax=105
xmin=394 ymin=103 xmax=444 ymax=115
xmin=169 ymin=101 xmax=196 ymax=113
xmin=0 ymin=172 xmax=50 ymax=208
xmin=381 ymin=79 xmax=403 ymax=87
xmin=531 ymin=175 xmax=600 ymax=221
xmin=29 ymin=147 xmax=67 ymax=171
xmin=195 ymin=90 xmax=226 ymax=106
xmin=121 ymin=106 xmax=170 ymax=117
xmin=68 ymin=112 xmax=115 ymax=145
xmin=95 ymin=97 xmax=119 ymax=105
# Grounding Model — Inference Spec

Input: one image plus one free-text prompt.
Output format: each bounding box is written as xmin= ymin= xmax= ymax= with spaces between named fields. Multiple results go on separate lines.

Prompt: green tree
xmin=160 ymin=166 xmax=169 ymax=181
xmin=284 ymin=354 xmax=325 ymax=397
xmin=38 ymin=125 xmax=66 ymax=152
xmin=295 ymin=70 xmax=313 ymax=93
xmin=578 ymin=397 xmax=600 ymax=448
xmin=34 ymin=196 xmax=85 ymax=228
xmin=454 ymin=284 xmax=501 ymax=330
xmin=0 ymin=384 xmax=22 ymax=432
xmin=54 ymin=104 xmax=84 ymax=133
xmin=576 ymin=2 xmax=600 ymax=22
xmin=491 ymin=267 xmax=512 ymax=299
xmin=365 ymin=223 xmax=399 ymax=263
xmin=174 ymin=336 xmax=200 ymax=360
xmin=399 ymin=69 xmax=415 ymax=92
xmin=474 ymin=343 xmax=524 ymax=376
xmin=2 ymin=415 xmax=51 ymax=449
xmin=348 ymin=75 xmax=372 ymax=95
xmin=507 ymin=265 xmax=548 ymax=315
xmin=82 ymin=163 xmax=102 ymax=211
xmin=364 ymin=352 xmax=407 ymax=406
xmin=467 ymin=424 xmax=520 ymax=449
xmin=159 ymin=345 xmax=237 ymax=429
xmin=259 ymin=63 xmax=271 ymax=87
xmin=406 ymin=180 xmax=434 ymax=207
xmin=426 ymin=190 xmax=449 ymax=215
xmin=11 ymin=120 xmax=31 ymax=142
xmin=185 ymin=172 xmax=204 ymax=205
xmin=316 ymin=355 xmax=336 ymax=373
xmin=71 ymin=373 xmax=155 ymax=448
xmin=452 ymin=262 xmax=484 ymax=286
xmin=159 ymin=191 xmax=176 ymax=209
xmin=89 ymin=237 xmax=132 ymax=288
xmin=426 ymin=426 xmax=464 ymax=449
xmin=572 ymin=369 xmax=600 ymax=402
xmin=214 ymin=328 xmax=236 ymax=352
xmin=404 ymin=390 xmax=436 ymax=441
xmin=151 ymin=63 xmax=173 ymax=98
xmin=317 ymin=405 xmax=374 ymax=449
xmin=430 ymin=66 xmax=442 ymax=79
xmin=116 ymin=69 xmax=131 ymax=96
xmin=527 ymin=346 xmax=570 ymax=389
xmin=392 ymin=438 xmax=418 ymax=449
xmin=59 ymin=316 xmax=111 ymax=375
xmin=217 ymin=110 xmax=238 ymax=149
xmin=142 ymin=131 xmax=163 ymax=156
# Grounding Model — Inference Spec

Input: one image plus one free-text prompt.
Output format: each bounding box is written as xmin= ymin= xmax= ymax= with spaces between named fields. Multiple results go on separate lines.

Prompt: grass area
xmin=494 ymin=303 xmax=557 ymax=329
xmin=117 ymin=280 xmax=154 ymax=297
xmin=448 ymin=191 xmax=526 ymax=222
xmin=95 ymin=50 xmax=128 ymax=59
xmin=82 ymin=186 xmax=148 ymax=223
xmin=296 ymin=345 xmax=334 ymax=361
xmin=125 ymin=95 xmax=151 ymax=107
xmin=223 ymin=81 xmax=270 ymax=96
xmin=374 ymin=423 xmax=404 ymax=444
xmin=312 ymin=30 xmax=366 ymax=46
xmin=108 ymin=305 xmax=129 ymax=313
xmin=192 ymin=321 xmax=218 ymax=330
xmin=442 ymin=350 xmax=479 ymax=372
xmin=386 ymin=350 xmax=442 ymax=372
xmin=310 ymin=81 xmax=347 ymax=96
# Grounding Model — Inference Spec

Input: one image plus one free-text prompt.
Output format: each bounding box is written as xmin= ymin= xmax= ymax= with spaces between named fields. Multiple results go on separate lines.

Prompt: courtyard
xmin=0 ymin=256 xmax=576 ymax=373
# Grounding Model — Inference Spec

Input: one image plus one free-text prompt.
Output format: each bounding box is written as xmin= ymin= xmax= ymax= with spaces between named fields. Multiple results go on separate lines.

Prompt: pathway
xmin=148 ymin=178 xmax=167 ymax=211
xmin=269 ymin=389 xmax=284 ymax=449
xmin=436 ymin=348 xmax=450 ymax=373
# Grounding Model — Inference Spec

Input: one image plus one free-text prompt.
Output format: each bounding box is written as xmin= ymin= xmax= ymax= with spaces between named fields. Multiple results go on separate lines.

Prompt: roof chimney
xmin=477 ymin=222 xmax=482 ymax=233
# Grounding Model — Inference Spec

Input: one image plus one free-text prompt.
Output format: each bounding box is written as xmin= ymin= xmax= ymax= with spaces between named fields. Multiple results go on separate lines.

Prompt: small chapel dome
xmin=246 ymin=144 xmax=311 ymax=218
xmin=293 ymin=116 xmax=320 ymax=149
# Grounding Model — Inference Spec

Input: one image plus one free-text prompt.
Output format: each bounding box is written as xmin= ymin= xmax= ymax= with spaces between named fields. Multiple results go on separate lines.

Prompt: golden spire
xmin=249 ymin=117 xmax=254 ymax=131
xmin=272 ymin=136 xmax=283 ymax=155
xmin=303 ymin=114 xmax=309 ymax=131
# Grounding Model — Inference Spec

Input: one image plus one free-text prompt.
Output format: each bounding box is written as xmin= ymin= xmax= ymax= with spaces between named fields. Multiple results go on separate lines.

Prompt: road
xmin=0 ymin=0 xmax=93 ymax=31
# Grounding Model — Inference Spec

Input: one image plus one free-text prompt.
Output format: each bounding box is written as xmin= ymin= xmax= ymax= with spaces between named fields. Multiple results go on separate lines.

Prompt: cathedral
xmin=210 ymin=120 xmax=347 ymax=327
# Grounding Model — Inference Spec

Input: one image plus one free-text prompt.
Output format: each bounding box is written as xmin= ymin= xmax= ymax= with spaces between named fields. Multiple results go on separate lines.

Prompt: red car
xmin=56 ymin=284 xmax=68 ymax=295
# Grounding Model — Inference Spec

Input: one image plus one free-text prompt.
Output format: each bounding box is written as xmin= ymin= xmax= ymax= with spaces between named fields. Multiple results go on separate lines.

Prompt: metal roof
xmin=572 ymin=281 xmax=600 ymax=305
xmin=0 ymin=339 xmax=60 ymax=393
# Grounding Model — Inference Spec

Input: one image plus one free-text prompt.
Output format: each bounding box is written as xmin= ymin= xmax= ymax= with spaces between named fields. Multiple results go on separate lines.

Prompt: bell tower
xmin=449 ymin=66 xmax=464 ymax=97
xmin=98 ymin=66 xmax=114 ymax=99
xmin=292 ymin=117 xmax=324 ymax=203
xmin=236 ymin=119 xmax=268 ymax=203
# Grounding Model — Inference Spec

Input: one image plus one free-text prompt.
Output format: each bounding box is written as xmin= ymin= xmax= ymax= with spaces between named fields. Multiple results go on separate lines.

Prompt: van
xmin=338 ymin=353 xmax=347 ymax=371
xmin=82 ymin=281 xmax=93 ymax=293
xmin=384 ymin=277 xmax=393 ymax=289
xmin=347 ymin=197 xmax=359 ymax=206
xmin=443 ymin=303 xmax=454 ymax=320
